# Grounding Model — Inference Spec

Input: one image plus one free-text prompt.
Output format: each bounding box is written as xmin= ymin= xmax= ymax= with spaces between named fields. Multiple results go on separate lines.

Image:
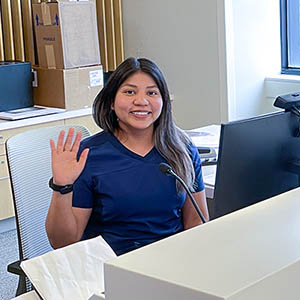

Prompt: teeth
xmin=132 ymin=112 xmax=148 ymax=115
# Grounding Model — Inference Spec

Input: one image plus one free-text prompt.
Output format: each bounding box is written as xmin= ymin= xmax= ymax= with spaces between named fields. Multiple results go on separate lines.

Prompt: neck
xmin=114 ymin=127 xmax=155 ymax=156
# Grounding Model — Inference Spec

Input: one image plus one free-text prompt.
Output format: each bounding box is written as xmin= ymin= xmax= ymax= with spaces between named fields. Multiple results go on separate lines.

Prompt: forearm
xmin=183 ymin=212 xmax=209 ymax=230
xmin=47 ymin=129 xmax=91 ymax=248
xmin=182 ymin=190 xmax=209 ymax=230
xmin=46 ymin=191 xmax=80 ymax=248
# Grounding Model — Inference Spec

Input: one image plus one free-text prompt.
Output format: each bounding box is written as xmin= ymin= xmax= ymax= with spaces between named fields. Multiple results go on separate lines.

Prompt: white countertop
xmin=0 ymin=108 xmax=92 ymax=131
xmin=105 ymin=187 xmax=300 ymax=300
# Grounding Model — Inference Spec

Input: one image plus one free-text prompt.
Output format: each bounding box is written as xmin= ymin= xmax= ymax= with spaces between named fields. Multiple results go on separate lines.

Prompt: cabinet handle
xmin=0 ymin=176 xmax=9 ymax=181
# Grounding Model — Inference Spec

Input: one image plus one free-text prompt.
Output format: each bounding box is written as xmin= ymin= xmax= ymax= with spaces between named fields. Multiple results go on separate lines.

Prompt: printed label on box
xmin=89 ymin=70 xmax=103 ymax=87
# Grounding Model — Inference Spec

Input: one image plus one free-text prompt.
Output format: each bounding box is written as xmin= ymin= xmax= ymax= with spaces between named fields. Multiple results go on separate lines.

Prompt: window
xmin=281 ymin=0 xmax=300 ymax=74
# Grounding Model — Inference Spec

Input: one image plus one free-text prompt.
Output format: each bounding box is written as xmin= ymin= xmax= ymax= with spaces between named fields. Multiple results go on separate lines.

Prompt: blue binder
xmin=0 ymin=61 xmax=33 ymax=112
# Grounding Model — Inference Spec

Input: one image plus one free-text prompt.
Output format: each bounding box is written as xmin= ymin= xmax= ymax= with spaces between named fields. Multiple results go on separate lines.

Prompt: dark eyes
xmin=124 ymin=90 xmax=135 ymax=95
xmin=123 ymin=90 xmax=159 ymax=96
xmin=147 ymin=91 xmax=158 ymax=96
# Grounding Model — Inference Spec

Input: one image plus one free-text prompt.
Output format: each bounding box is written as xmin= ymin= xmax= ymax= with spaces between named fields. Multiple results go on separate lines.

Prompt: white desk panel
xmin=104 ymin=187 xmax=300 ymax=300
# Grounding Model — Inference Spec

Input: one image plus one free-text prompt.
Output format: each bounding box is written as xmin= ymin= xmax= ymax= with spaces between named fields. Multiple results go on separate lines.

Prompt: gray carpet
xmin=0 ymin=229 xmax=19 ymax=300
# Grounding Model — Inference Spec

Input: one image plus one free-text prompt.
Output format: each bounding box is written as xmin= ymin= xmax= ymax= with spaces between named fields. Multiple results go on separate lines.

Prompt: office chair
xmin=6 ymin=125 xmax=91 ymax=296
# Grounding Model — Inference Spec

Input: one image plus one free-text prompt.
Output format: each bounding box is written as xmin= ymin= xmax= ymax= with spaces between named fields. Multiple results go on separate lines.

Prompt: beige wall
xmin=121 ymin=0 xmax=227 ymax=129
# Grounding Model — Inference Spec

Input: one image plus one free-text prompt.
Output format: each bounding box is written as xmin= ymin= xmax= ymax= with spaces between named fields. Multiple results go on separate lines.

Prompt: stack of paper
xmin=186 ymin=124 xmax=220 ymax=149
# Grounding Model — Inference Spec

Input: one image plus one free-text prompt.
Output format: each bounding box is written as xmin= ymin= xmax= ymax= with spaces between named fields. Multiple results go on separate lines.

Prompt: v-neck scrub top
xmin=73 ymin=131 xmax=204 ymax=255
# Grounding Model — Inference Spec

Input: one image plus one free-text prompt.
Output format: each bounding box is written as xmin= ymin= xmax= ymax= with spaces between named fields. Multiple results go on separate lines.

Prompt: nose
xmin=133 ymin=93 xmax=149 ymax=105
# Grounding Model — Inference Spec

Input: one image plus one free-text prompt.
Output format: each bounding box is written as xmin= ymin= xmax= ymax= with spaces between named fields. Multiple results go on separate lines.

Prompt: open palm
xmin=50 ymin=128 xmax=89 ymax=186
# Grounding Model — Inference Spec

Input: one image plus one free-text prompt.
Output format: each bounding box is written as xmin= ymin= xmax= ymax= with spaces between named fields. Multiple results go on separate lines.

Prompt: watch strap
xmin=49 ymin=177 xmax=73 ymax=195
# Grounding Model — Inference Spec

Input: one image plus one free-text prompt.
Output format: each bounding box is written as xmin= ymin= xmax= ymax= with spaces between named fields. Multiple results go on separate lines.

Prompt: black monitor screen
xmin=212 ymin=111 xmax=300 ymax=219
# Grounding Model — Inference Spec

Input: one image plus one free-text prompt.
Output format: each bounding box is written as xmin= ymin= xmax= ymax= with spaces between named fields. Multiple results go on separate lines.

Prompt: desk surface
xmin=0 ymin=108 xmax=92 ymax=131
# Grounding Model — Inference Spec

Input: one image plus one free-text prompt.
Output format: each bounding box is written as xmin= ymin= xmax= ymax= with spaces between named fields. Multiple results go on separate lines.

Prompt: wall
xmin=122 ymin=0 xmax=227 ymax=129
xmin=230 ymin=0 xmax=281 ymax=120
xmin=265 ymin=76 xmax=300 ymax=111
xmin=122 ymin=0 xmax=282 ymax=128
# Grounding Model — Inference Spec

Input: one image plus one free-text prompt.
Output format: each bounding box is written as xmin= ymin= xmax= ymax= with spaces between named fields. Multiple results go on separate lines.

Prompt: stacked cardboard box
xmin=32 ymin=0 xmax=103 ymax=110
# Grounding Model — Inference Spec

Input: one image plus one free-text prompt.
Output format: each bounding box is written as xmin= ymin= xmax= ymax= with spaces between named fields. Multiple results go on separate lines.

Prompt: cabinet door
xmin=64 ymin=115 xmax=101 ymax=135
xmin=0 ymin=120 xmax=64 ymax=220
xmin=0 ymin=155 xmax=14 ymax=220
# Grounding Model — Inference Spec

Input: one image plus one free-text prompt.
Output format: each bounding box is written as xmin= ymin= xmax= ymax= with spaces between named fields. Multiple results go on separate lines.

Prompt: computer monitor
xmin=212 ymin=110 xmax=300 ymax=219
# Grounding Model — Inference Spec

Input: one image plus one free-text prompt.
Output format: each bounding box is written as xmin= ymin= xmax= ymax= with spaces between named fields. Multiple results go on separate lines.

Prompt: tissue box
xmin=20 ymin=236 xmax=116 ymax=300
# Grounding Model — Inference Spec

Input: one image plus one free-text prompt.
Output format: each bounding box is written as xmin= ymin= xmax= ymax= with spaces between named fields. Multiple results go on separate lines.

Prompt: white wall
xmin=230 ymin=0 xmax=281 ymax=120
xmin=122 ymin=0 xmax=227 ymax=129
xmin=122 ymin=0 xmax=282 ymax=128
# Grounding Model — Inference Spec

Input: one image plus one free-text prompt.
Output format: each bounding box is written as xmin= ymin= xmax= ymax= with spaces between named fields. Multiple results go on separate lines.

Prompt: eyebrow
xmin=121 ymin=83 xmax=158 ymax=89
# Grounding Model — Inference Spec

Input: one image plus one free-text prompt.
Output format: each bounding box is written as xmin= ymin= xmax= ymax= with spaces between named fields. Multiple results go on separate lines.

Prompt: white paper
xmin=203 ymin=172 xmax=216 ymax=187
xmin=88 ymin=292 xmax=105 ymax=300
xmin=12 ymin=290 xmax=40 ymax=300
xmin=186 ymin=124 xmax=220 ymax=148
xmin=89 ymin=69 xmax=103 ymax=87
xmin=21 ymin=236 xmax=117 ymax=300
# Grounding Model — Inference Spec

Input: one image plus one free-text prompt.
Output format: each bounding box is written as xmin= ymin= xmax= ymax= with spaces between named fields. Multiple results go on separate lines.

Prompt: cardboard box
xmin=32 ymin=0 xmax=100 ymax=69
xmin=33 ymin=65 xmax=103 ymax=110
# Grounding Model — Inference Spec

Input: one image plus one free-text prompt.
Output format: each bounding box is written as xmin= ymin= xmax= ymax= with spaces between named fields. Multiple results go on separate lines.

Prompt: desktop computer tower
xmin=0 ymin=61 xmax=33 ymax=112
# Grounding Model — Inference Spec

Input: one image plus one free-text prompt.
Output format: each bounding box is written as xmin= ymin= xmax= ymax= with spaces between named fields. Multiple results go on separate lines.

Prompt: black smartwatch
xmin=49 ymin=177 xmax=73 ymax=195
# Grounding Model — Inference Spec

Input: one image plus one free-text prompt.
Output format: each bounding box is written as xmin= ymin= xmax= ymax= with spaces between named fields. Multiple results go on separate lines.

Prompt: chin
xmin=129 ymin=122 xmax=154 ymax=131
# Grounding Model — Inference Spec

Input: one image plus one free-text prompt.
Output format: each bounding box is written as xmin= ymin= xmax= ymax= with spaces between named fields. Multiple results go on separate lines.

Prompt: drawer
xmin=65 ymin=115 xmax=101 ymax=135
xmin=0 ymin=155 xmax=9 ymax=179
xmin=0 ymin=135 xmax=6 ymax=156
xmin=0 ymin=178 xmax=14 ymax=220
xmin=0 ymin=120 xmax=64 ymax=155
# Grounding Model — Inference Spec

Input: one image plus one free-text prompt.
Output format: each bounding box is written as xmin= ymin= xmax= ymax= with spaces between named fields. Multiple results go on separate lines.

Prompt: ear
xmin=111 ymin=103 xmax=114 ymax=110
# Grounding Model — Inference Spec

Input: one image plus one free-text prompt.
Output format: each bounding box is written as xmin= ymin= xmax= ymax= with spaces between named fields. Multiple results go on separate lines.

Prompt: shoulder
xmin=77 ymin=131 xmax=113 ymax=157
xmin=187 ymin=141 xmax=198 ymax=154
xmin=186 ymin=141 xmax=202 ymax=169
xmin=80 ymin=130 xmax=111 ymax=148
xmin=173 ymin=127 xmax=200 ymax=164
xmin=187 ymin=141 xmax=199 ymax=159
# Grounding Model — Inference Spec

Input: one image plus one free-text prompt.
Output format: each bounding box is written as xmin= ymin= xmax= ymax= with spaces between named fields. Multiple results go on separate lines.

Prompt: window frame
xmin=280 ymin=0 xmax=300 ymax=75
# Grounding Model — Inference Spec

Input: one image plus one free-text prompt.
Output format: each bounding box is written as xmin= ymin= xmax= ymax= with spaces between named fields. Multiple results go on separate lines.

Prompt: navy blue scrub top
xmin=73 ymin=131 xmax=204 ymax=255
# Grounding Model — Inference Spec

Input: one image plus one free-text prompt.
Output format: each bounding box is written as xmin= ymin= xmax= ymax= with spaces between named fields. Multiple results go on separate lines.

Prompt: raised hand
xmin=50 ymin=128 xmax=89 ymax=186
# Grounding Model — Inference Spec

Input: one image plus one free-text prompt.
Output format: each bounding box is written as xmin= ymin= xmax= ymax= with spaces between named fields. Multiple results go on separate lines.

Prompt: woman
xmin=46 ymin=57 xmax=209 ymax=255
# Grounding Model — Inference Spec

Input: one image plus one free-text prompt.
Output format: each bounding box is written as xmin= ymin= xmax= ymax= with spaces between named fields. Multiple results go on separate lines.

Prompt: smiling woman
xmin=46 ymin=57 xmax=209 ymax=256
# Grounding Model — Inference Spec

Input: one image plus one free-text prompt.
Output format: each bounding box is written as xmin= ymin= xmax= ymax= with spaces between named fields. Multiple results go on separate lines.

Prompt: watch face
xmin=60 ymin=185 xmax=73 ymax=194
